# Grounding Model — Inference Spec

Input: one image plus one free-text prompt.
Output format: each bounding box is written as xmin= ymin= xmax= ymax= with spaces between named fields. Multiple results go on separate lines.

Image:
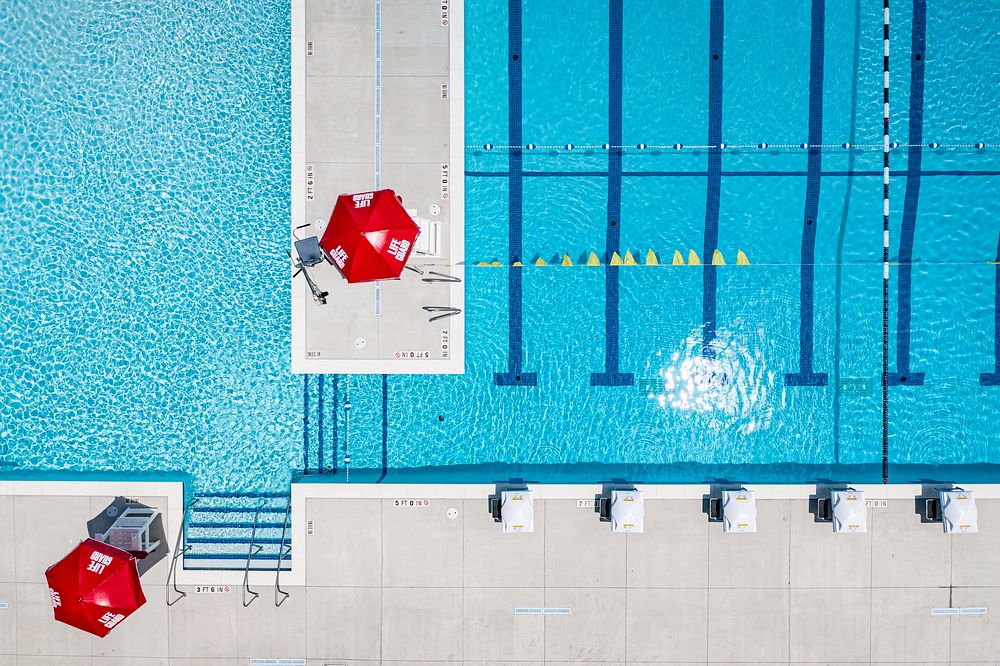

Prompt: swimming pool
xmin=4 ymin=0 xmax=1000 ymax=492
xmin=1 ymin=0 xmax=297 ymax=490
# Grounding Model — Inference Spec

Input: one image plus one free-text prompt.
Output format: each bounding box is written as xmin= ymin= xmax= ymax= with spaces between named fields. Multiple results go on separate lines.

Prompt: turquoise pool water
xmin=3 ymin=0 xmax=1000 ymax=491
xmin=1 ymin=0 xmax=298 ymax=489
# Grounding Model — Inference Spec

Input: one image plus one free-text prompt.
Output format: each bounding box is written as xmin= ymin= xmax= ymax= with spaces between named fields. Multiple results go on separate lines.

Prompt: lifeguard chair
xmin=96 ymin=507 xmax=162 ymax=558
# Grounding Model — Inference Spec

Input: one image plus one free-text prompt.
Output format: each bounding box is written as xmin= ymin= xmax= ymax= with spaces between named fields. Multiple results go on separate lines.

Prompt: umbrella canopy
xmin=45 ymin=538 xmax=146 ymax=637
xmin=319 ymin=189 xmax=420 ymax=283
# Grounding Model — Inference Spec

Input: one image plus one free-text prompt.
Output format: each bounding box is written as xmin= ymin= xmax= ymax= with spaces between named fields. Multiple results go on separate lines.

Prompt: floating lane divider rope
xmin=468 ymin=141 xmax=992 ymax=151
xmin=472 ymin=249 xmax=750 ymax=267
xmin=881 ymin=0 xmax=891 ymax=484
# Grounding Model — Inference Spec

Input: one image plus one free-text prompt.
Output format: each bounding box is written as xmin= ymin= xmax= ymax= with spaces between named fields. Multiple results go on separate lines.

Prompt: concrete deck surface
xmin=291 ymin=0 xmax=464 ymax=374
xmin=3 ymin=487 xmax=1000 ymax=664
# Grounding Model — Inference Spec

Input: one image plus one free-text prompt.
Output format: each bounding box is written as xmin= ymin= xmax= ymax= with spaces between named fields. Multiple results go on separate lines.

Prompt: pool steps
xmin=183 ymin=492 xmax=292 ymax=571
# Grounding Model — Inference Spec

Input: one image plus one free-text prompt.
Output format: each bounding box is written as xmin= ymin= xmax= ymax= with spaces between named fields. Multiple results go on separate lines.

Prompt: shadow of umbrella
xmin=87 ymin=497 xmax=168 ymax=578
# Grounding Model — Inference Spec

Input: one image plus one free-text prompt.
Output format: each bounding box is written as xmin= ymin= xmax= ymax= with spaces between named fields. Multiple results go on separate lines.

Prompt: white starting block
xmin=941 ymin=489 xmax=978 ymax=534
xmin=722 ymin=489 xmax=757 ymax=533
xmin=831 ymin=489 xmax=867 ymax=533
xmin=500 ymin=490 xmax=534 ymax=534
xmin=609 ymin=489 xmax=644 ymax=533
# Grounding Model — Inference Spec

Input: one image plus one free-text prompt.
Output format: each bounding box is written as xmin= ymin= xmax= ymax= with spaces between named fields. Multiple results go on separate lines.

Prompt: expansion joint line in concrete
xmin=374 ymin=0 xmax=382 ymax=189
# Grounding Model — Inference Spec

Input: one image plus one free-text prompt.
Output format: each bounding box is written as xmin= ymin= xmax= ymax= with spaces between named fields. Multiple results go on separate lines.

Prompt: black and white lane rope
xmin=881 ymin=0 xmax=891 ymax=484
xmin=467 ymin=141 xmax=992 ymax=151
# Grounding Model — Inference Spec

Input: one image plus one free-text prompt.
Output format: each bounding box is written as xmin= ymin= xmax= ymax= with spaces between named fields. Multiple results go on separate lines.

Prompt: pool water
xmin=1 ymin=0 xmax=298 ymax=489
xmin=4 ymin=0 xmax=1000 ymax=491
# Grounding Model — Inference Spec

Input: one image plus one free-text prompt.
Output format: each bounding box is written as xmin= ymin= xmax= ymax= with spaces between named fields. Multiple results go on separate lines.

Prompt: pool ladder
xmin=166 ymin=497 xmax=197 ymax=607
xmin=422 ymin=306 xmax=462 ymax=322
xmin=241 ymin=502 xmax=292 ymax=607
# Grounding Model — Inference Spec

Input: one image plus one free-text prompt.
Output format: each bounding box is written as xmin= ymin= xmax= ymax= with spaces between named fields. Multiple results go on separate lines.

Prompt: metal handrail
xmin=274 ymin=501 xmax=292 ymax=607
xmin=421 ymin=271 xmax=461 ymax=283
xmin=422 ymin=306 xmax=462 ymax=322
xmin=166 ymin=496 xmax=199 ymax=606
xmin=241 ymin=506 xmax=264 ymax=607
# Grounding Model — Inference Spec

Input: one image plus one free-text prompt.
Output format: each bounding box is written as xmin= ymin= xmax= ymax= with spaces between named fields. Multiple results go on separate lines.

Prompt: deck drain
xmin=447 ymin=507 xmax=458 ymax=520
xmin=354 ymin=337 xmax=367 ymax=350
xmin=515 ymin=607 xmax=572 ymax=615
xmin=429 ymin=203 xmax=441 ymax=216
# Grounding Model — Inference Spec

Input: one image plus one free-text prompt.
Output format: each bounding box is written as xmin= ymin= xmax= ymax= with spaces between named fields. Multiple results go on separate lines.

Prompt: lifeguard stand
xmin=97 ymin=507 xmax=162 ymax=557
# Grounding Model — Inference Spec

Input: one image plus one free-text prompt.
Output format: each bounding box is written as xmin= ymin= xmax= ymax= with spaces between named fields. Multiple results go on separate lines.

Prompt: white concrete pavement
xmin=4 ymin=482 xmax=1000 ymax=664
xmin=290 ymin=0 xmax=465 ymax=374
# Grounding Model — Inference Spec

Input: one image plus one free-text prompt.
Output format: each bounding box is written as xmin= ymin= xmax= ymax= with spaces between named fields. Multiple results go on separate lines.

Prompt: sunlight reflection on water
xmin=649 ymin=325 xmax=783 ymax=435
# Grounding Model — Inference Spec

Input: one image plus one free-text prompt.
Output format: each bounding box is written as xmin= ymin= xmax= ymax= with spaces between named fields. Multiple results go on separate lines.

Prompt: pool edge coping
xmin=6 ymin=477 xmax=1000 ymax=587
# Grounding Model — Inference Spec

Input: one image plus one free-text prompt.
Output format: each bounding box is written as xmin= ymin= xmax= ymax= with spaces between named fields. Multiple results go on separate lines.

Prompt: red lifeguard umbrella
xmin=44 ymin=538 xmax=146 ymax=637
xmin=319 ymin=189 xmax=420 ymax=283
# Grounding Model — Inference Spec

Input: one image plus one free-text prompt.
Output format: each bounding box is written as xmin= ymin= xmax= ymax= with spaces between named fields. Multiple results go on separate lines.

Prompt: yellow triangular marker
xmin=672 ymin=250 xmax=684 ymax=266
xmin=610 ymin=252 xmax=623 ymax=266
xmin=534 ymin=257 xmax=548 ymax=266
xmin=623 ymin=251 xmax=637 ymax=266
xmin=712 ymin=249 xmax=726 ymax=266
xmin=561 ymin=254 xmax=573 ymax=266
xmin=687 ymin=250 xmax=701 ymax=266
xmin=587 ymin=252 xmax=601 ymax=266
xmin=736 ymin=250 xmax=750 ymax=265
xmin=512 ymin=260 xmax=523 ymax=266
xmin=645 ymin=249 xmax=659 ymax=266
xmin=475 ymin=261 xmax=490 ymax=267
xmin=491 ymin=261 xmax=503 ymax=267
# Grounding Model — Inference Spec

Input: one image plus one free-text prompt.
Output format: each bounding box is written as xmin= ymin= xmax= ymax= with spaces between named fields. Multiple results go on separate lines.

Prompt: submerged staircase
xmin=302 ymin=373 xmax=342 ymax=478
xmin=183 ymin=492 xmax=292 ymax=571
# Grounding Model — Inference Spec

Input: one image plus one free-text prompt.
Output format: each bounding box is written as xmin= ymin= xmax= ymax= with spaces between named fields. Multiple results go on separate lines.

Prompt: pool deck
xmin=3 ymin=480 xmax=1000 ymax=664
xmin=290 ymin=0 xmax=465 ymax=374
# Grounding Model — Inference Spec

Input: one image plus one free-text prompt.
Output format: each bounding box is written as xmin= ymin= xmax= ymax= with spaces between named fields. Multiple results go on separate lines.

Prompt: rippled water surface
xmin=1 ymin=0 xmax=296 ymax=489
xmin=3 ymin=0 xmax=1000 ymax=490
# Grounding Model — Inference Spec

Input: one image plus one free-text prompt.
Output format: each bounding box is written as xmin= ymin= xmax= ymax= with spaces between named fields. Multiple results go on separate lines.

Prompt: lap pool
xmin=3 ymin=0 xmax=1000 ymax=493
